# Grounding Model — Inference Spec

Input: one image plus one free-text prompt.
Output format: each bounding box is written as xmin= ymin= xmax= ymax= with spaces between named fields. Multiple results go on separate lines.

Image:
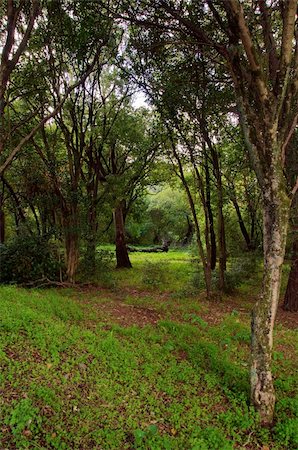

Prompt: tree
xmin=122 ymin=0 xmax=298 ymax=424
xmin=87 ymin=90 xmax=159 ymax=268
xmin=0 ymin=0 xmax=114 ymax=177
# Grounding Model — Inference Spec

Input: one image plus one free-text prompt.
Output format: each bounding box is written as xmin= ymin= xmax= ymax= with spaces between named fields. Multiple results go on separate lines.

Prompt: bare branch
xmin=280 ymin=0 xmax=297 ymax=68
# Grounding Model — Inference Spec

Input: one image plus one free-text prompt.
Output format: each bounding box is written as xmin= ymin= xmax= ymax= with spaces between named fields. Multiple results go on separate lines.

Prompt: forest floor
xmin=0 ymin=249 xmax=297 ymax=449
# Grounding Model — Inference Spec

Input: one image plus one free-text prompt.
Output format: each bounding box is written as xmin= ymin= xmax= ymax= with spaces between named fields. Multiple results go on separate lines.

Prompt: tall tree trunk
xmin=251 ymin=180 xmax=290 ymax=424
xmin=85 ymin=199 xmax=98 ymax=270
xmin=216 ymin=158 xmax=227 ymax=291
xmin=0 ymin=207 xmax=5 ymax=243
xmin=65 ymin=232 xmax=79 ymax=283
xmin=172 ymin=142 xmax=212 ymax=297
xmin=182 ymin=214 xmax=194 ymax=246
xmin=231 ymin=193 xmax=255 ymax=250
xmin=200 ymin=119 xmax=226 ymax=289
xmin=114 ymin=200 xmax=132 ymax=269
xmin=63 ymin=206 xmax=80 ymax=282
xmin=205 ymin=153 xmax=216 ymax=269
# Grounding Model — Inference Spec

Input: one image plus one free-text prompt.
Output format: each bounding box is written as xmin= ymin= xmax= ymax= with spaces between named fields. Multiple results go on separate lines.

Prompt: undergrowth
xmin=0 ymin=279 xmax=297 ymax=449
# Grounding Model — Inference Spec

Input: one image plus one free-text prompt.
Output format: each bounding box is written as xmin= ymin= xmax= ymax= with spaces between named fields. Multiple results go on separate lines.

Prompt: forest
xmin=0 ymin=1 xmax=297 ymax=448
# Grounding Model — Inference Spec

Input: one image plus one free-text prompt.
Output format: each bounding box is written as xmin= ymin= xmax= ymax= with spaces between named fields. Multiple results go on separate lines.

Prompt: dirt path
xmin=72 ymin=285 xmax=298 ymax=330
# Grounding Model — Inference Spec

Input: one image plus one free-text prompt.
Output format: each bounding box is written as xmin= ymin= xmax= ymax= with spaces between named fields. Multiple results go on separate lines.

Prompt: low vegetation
xmin=1 ymin=250 xmax=297 ymax=449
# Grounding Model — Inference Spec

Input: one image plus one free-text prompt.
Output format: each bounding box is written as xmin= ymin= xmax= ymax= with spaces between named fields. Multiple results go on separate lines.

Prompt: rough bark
xmin=0 ymin=208 xmax=5 ymax=243
xmin=231 ymin=193 xmax=255 ymax=251
xmin=85 ymin=198 xmax=98 ymax=270
xmin=114 ymin=200 xmax=132 ymax=269
xmin=65 ymin=232 xmax=79 ymax=283
xmin=251 ymin=178 xmax=290 ymax=425
xmin=205 ymin=154 xmax=216 ymax=269
xmin=63 ymin=208 xmax=80 ymax=283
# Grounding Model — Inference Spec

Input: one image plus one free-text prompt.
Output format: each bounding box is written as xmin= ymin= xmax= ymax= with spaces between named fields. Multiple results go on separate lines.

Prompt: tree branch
xmin=0 ymin=50 xmax=101 ymax=175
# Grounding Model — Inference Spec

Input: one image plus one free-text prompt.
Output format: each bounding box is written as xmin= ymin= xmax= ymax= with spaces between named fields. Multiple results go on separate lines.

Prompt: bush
xmin=224 ymin=256 xmax=258 ymax=292
xmin=79 ymin=248 xmax=116 ymax=286
xmin=0 ymin=235 xmax=63 ymax=284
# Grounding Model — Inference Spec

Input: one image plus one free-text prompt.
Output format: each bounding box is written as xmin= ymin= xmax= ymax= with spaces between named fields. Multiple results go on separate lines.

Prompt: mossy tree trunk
xmin=251 ymin=166 xmax=291 ymax=424
xmin=114 ymin=200 xmax=132 ymax=269
xmin=63 ymin=205 xmax=80 ymax=282
xmin=0 ymin=207 xmax=4 ymax=243
xmin=85 ymin=195 xmax=98 ymax=271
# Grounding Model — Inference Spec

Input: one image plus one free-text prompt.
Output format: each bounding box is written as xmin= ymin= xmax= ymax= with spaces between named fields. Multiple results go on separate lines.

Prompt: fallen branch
xmin=19 ymin=277 xmax=75 ymax=288
xmin=128 ymin=243 xmax=169 ymax=253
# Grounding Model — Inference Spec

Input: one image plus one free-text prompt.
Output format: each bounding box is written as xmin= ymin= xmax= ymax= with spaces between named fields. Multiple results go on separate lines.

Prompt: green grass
xmin=0 ymin=250 xmax=297 ymax=449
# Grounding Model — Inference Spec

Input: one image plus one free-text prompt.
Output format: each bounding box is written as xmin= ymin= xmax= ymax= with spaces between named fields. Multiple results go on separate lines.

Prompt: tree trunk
xmin=0 ymin=208 xmax=5 ymax=243
xmin=283 ymin=239 xmax=298 ymax=311
xmin=201 ymin=119 xmax=226 ymax=289
xmin=114 ymin=200 xmax=132 ymax=269
xmin=216 ymin=161 xmax=227 ymax=291
xmin=65 ymin=232 xmax=79 ymax=282
xmin=205 ymin=153 xmax=216 ymax=269
xmin=173 ymin=145 xmax=212 ymax=298
xmin=251 ymin=181 xmax=290 ymax=425
xmin=182 ymin=215 xmax=194 ymax=246
xmin=85 ymin=201 xmax=98 ymax=270
xmin=63 ymin=208 xmax=80 ymax=282
xmin=231 ymin=194 xmax=255 ymax=250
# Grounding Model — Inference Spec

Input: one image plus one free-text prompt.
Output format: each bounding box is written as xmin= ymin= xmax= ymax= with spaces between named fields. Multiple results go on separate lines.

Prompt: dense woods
xmin=0 ymin=1 xmax=297 ymax=447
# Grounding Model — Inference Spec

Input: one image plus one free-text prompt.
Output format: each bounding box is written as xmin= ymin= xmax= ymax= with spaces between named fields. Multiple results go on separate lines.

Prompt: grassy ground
xmin=0 ymin=249 xmax=297 ymax=449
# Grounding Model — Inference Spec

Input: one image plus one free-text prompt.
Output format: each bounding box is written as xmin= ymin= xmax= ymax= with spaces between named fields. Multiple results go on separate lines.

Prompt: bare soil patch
xmin=72 ymin=284 xmax=298 ymax=330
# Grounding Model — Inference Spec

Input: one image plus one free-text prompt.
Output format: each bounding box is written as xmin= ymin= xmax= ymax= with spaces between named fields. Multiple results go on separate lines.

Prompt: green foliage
xmin=0 ymin=250 xmax=296 ymax=449
xmin=141 ymin=261 xmax=169 ymax=288
xmin=8 ymin=398 xmax=41 ymax=446
xmin=127 ymin=187 xmax=192 ymax=245
xmin=79 ymin=248 xmax=116 ymax=286
xmin=224 ymin=256 xmax=259 ymax=292
xmin=0 ymin=235 xmax=63 ymax=284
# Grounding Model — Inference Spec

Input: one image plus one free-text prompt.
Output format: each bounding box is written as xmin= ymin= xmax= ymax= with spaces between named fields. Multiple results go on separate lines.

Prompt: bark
xmin=0 ymin=208 xmax=5 ymax=243
xmin=85 ymin=197 xmax=98 ymax=270
xmin=205 ymin=154 xmax=216 ymax=269
xmin=231 ymin=192 xmax=255 ymax=250
xmin=251 ymin=179 xmax=290 ymax=425
xmin=63 ymin=207 xmax=80 ymax=282
xmin=65 ymin=232 xmax=79 ymax=283
xmin=114 ymin=200 xmax=132 ymax=269
xmin=182 ymin=215 xmax=194 ymax=246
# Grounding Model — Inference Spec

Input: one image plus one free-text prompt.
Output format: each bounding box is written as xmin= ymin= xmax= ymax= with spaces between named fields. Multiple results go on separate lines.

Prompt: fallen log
xmin=128 ymin=243 xmax=169 ymax=253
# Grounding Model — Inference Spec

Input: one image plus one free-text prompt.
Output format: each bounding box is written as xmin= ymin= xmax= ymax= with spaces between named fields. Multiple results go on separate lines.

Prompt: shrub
xmin=79 ymin=248 xmax=116 ymax=286
xmin=224 ymin=256 xmax=258 ymax=292
xmin=0 ymin=234 xmax=63 ymax=284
